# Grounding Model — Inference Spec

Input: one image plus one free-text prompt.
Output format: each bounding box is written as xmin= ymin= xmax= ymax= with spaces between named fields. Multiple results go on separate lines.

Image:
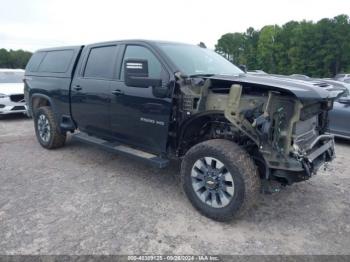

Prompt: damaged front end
xmin=223 ymin=84 xmax=335 ymax=185
xmin=176 ymin=74 xmax=338 ymax=186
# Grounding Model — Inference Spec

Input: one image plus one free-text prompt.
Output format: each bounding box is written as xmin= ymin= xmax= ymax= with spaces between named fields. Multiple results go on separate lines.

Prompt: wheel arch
xmin=30 ymin=93 xmax=65 ymax=132
xmin=30 ymin=93 xmax=54 ymax=113
xmin=176 ymin=111 xmax=267 ymax=179
xmin=177 ymin=111 xmax=226 ymax=156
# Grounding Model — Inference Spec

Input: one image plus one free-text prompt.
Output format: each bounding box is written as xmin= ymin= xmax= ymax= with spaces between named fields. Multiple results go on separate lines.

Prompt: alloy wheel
xmin=37 ymin=114 xmax=51 ymax=143
xmin=191 ymin=157 xmax=235 ymax=208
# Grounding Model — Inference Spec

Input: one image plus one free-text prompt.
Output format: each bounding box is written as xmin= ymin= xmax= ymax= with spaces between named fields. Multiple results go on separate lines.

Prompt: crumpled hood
xmin=0 ymin=83 xmax=24 ymax=95
xmin=207 ymin=74 xmax=343 ymax=103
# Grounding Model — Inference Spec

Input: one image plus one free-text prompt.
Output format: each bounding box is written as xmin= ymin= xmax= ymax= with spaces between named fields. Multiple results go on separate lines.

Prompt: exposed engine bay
xmin=174 ymin=74 xmax=336 ymax=186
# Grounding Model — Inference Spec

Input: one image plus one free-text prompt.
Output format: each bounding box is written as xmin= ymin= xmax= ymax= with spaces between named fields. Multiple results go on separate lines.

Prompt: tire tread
xmin=180 ymin=139 xmax=260 ymax=221
xmin=34 ymin=106 xmax=66 ymax=149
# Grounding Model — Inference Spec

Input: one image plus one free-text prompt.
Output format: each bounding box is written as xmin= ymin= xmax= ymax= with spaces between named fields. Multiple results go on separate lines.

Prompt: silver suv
xmin=0 ymin=69 xmax=27 ymax=116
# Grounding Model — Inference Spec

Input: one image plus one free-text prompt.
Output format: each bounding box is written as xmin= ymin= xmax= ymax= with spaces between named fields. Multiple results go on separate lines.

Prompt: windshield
xmin=158 ymin=43 xmax=243 ymax=76
xmin=0 ymin=71 xmax=24 ymax=83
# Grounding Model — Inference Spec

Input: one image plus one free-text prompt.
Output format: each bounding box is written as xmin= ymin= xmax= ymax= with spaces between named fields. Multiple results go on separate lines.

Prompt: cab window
xmin=84 ymin=45 xmax=117 ymax=79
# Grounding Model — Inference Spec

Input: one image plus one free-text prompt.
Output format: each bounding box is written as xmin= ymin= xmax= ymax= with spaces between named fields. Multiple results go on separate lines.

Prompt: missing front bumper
xmin=302 ymin=136 xmax=335 ymax=176
xmin=269 ymin=135 xmax=335 ymax=185
xmin=307 ymin=138 xmax=335 ymax=163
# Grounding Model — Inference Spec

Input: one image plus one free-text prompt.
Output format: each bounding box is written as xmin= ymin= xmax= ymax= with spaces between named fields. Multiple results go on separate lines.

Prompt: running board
xmin=72 ymin=132 xmax=169 ymax=168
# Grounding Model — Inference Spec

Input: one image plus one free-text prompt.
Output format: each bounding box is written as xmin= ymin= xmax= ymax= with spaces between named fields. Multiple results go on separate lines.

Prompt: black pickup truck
xmin=24 ymin=40 xmax=340 ymax=221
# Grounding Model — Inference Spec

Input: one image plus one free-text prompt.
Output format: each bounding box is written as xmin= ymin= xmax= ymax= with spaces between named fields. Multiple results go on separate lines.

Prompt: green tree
xmin=244 ymin=27 xmax=260 ymax=70
xmin=256 ymin=25 xmax=281 ymax=72
xmin=0 ymin=48 xmax=32 ymax=69
xmin=215 ymin=33 xmax=246 ymax=65
xmin=215 ymin=14 xmax=350 ymax=77
xmin=0 ymin=49 xmax=11 ymax=68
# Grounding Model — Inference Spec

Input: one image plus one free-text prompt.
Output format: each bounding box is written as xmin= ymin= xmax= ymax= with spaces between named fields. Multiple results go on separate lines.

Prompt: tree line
xmin=0 ymin=49 xmax=32 ymax=69
xmin=1 ymin=14 xmax=350 ymax=77
xmin=215 ymin=14 xmax=350 ymax=77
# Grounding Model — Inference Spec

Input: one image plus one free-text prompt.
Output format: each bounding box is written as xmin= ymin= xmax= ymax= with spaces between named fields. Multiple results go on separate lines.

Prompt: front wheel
xmin=34 ymin=106 xmax=66 ymax=149
xmin=181 ymin=139 xmax=260 ymax=221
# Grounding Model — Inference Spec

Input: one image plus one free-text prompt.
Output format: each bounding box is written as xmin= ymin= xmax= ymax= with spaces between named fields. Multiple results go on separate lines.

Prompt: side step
xmin=72 ymin=132 xmax=169 ymax=168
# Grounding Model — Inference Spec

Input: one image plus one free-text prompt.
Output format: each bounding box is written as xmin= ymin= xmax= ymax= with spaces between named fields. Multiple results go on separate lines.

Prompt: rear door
xmin=71 ymin=45 xmax=119 ymax=137
xmin=110 ymin=44 xmax=172 ymax=154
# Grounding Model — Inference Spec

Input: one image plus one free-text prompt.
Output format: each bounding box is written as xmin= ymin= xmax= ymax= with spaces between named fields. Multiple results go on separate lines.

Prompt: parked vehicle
xmin=0 ymin=69 xmax=27 ymax=116
xmin=246 ymin=70 xmax=268 ymax=75
xmin=328 ymin=98 xmax=350 ymax=138
xmin=328 ymin=82 xmax=350 ymax=139
xmin=334 ymin=73 xmax=350 ymax=82
xmin=289 ymin=74 xmax=310 ymax=80
xmin=263 ymin=74 xmax=347 ymax=96
xmin=24 ymin=40 xmax=340 ymax=221
xmin=319 ymin=79 xmax=350 ymax=94
xmin=274 ymin=74 xmax=350 ymax=139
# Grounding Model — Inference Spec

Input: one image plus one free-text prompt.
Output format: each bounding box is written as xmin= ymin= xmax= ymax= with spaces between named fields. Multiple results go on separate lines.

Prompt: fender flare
xmin=30 ymin=93 xmax=56 ymax=114
xmin=30 ymin=93 xmax=62 ymax=130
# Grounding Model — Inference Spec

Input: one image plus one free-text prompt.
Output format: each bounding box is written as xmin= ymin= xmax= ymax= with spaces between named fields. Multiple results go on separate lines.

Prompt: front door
xmin=110 ymin=45 xmax=172 ymax=154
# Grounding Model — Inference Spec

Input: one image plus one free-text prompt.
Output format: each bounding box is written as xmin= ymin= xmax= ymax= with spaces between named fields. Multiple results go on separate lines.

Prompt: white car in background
xmin=334 ymin=73 xmax=350 ymax=83
xmin=0 ymin=69 xmax=27 ymax=116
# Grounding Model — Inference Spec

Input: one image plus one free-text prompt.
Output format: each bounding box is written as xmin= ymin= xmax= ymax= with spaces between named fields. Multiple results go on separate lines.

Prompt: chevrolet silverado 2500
xmin=24 ymin=40 xmax=340 ymax=221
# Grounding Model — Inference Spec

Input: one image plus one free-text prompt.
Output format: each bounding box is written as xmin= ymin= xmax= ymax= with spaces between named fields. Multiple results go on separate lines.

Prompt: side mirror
xmin=338 ymin=97 xmax=350 ymax=105
xmin=124 ymin=59 xmax=162 ymax=88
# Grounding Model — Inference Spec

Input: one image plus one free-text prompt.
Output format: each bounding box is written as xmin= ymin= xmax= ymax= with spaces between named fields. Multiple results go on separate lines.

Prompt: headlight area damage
xmin=175 ymin=74 xmax=339 ymax=188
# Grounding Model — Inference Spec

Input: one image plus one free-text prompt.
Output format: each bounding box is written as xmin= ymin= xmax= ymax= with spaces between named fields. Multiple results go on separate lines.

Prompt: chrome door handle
xmin=112 ymin=89 xmax=124 ymax=96
xmin=73 ymin=85 xmax=82 ymax=91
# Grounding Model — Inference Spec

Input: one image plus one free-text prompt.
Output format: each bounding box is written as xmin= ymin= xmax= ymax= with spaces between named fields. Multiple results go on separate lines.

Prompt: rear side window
xmin=84 ymin=46 xmax=117 ymax=79
xmin=38 ymin=50 xmax=74 ymax=73
xmin=26 ymin=52 xmax=46 ymax=72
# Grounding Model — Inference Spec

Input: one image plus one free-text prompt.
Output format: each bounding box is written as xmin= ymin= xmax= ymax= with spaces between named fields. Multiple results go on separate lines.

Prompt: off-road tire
xmin=34 ymin=106 xmax=66 ymax=149
xmin=181 ymin=139 xmax=260 ymax=221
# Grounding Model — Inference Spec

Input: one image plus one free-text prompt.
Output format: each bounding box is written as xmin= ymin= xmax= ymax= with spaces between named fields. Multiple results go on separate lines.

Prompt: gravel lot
xmin=0 ymin=114 xmax=350 ymax=255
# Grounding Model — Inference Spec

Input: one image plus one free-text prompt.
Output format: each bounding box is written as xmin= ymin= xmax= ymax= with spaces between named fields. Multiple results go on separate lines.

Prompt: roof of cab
xmin=87 ymin=39 xmax=192 ymax=46
xmin=34 ymin=39 xmax=193 ymax=52
xmin=35 ymin=45 xmax=83 ymax=52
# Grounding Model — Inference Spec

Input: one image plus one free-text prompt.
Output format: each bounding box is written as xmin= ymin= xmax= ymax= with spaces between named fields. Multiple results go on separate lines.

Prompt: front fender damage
xmin=176 ymin=75 xmax=335 ymax=186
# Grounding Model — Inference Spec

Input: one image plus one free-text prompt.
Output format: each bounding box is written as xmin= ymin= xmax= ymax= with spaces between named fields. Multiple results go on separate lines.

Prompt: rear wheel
xmin=34 ymin=106 xmax=66 ymax=149
xmin=181 ymin=139 xmax=260 ymax=221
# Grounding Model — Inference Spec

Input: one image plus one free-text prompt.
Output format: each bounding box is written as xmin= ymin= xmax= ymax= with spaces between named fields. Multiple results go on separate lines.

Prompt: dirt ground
xmin=0 ymin=114 xmax=349 ymax=255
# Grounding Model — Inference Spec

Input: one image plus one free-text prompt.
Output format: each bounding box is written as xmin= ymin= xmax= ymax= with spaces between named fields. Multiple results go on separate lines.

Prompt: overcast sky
xmin=1 ymin=0 xmax=349 ymax=51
